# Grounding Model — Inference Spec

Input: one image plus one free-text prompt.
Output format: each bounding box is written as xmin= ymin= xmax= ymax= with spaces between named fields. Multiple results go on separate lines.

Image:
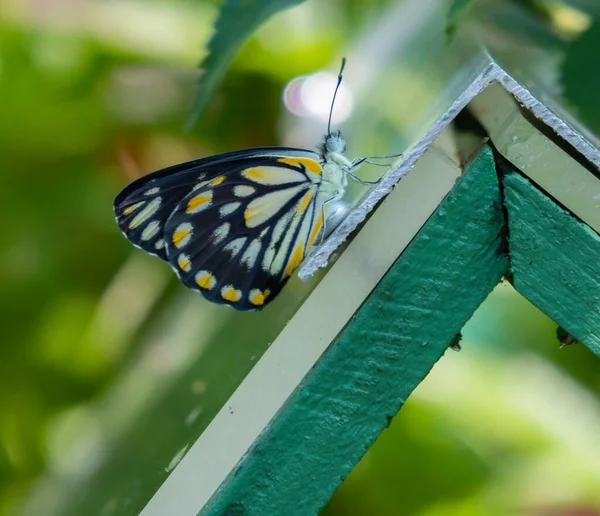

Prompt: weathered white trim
xmin=299 ymin=59 xmax=600 ymax=278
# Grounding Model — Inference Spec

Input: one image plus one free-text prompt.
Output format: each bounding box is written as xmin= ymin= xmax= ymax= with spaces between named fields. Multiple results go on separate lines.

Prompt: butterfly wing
xmin=164 ymin=155 xmax=328 ymax=310
xmin=113 ymin=147 xmax=318 ymax=261
xmin=114 ymin=148 xmax=327 ymax=310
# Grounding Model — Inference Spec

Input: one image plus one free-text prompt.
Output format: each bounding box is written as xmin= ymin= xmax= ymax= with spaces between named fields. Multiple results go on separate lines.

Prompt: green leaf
xmin=562 ymin=21 xmax=600 ymax=135
xmin=446 ymin=0 xmax=478 ymax=36
xmin=186 ymin=0 xmax=306 ymax=130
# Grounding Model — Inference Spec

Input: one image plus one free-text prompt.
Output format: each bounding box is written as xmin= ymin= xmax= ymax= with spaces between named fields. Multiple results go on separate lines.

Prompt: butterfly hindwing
xmin=163 ymin=155 xmax=326 ymax=309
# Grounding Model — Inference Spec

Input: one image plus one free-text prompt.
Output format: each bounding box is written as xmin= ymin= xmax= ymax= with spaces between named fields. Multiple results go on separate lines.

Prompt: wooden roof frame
xmin=197 ymin=145 xmax=600 ymax=515
xmin=137 ymin=58 xmax=600 ymax=516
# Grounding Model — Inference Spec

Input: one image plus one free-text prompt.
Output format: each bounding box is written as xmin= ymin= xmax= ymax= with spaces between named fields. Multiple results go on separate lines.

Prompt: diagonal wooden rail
xmin=203 ymin=146 xmax=508 ymax=515
xmin=202 ymin=146 xmax=600 ymax=515
xmin=503 ymin=167 xmax=600 ymax=357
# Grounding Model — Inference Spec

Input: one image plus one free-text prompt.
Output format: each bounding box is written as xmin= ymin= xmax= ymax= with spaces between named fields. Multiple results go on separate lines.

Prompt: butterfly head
xmin=324 ymin=130 xmax=346 ymax=154
xmin=321 ymin=130 xmax=347 ymax=157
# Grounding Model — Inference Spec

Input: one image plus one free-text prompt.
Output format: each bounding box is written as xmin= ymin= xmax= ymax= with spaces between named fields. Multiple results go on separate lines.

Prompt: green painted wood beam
xmin=201 ymin=146 xmax=508 ymax=516
xmin=503 ymin=168 xmax=600 ymax=356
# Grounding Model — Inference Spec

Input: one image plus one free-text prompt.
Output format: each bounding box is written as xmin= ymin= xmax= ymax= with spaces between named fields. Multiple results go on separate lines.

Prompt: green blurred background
xmin=1 ymin=0 xmax=600 ymax=515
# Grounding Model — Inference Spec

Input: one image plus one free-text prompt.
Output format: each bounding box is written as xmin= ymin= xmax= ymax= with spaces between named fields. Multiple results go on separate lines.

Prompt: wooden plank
xmin=202 ymin=146 xmax=508 ymax=516
xmin=503 ymin=168 xmax=600 ymax=356
xmin=470 ymin=82 xmax=600 ymax=234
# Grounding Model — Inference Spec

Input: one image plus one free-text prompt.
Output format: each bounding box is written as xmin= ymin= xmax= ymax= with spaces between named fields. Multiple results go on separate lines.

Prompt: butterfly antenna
xmin=327 ymin=57 xmax=346 ymax=137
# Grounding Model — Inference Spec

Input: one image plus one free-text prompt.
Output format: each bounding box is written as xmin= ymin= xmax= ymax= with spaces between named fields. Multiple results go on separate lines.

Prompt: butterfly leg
xmin=349 ymin=157 xmax=395 ymax=168
xmin=345 ymin=170 xmax=383 ymax=185
xmin=346 ymin=162 xmax=388 ymax=185
xmin=349 ymin=152 xmax=403 ymax=168
xmin=346 ymin=153 xmax=403 ymax=185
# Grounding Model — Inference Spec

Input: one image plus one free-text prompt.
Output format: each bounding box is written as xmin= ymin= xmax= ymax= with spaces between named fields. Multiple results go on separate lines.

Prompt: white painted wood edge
xmin=300 ymin=59 xmax=600 ymax=277
xmin=469 ymin=82 xmax=600 ymax=233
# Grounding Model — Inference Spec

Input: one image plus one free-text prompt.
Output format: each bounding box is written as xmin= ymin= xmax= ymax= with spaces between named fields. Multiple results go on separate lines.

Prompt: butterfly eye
xmin=325 ymin=134 xmax=346 ymax=154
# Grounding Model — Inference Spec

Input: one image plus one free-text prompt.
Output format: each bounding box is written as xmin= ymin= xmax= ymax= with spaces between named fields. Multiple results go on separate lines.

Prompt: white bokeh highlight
xmin=283 ymin=71 xmax=353 ymax=124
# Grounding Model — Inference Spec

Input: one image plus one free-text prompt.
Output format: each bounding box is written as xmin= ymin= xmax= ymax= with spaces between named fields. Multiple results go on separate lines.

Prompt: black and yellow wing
xmin=114 ymin=148 xmax=328 ymax=310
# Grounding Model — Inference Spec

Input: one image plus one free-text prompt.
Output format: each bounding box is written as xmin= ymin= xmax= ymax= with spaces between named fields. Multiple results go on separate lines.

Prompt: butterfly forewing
xmin=113 ymin=149 xmax=327 ymax=310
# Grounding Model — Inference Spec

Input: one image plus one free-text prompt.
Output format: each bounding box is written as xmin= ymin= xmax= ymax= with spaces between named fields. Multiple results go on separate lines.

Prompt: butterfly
xmin=114 ymin=59 xmax=400 ymax=310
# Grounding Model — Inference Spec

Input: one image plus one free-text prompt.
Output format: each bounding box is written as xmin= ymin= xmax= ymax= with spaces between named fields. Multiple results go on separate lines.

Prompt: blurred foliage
xmin=446 ymin=0 xmax=479 ymax=35
xmin=447 ymin=0 xmax=600 ymax=131
xmin=187 ymin=0 xmax=307 ymax=127
xmin=1 ymin=0 xmax=600 ymax=515
xmin=563 ymin=22 xmax=600 ymax=135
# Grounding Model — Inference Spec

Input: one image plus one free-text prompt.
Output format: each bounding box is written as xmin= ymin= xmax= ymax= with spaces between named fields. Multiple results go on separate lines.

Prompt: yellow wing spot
xmin=177 ymin=254 xmax=191 ymax=272
xmin=187 ymin=192 xmax=213 ymax=214
xmin=249 ymin=289 xmax=265 ymax=306
xmin=244 ymin=206 xmax=257 ymax=227
xmin=221 ymin=286 xmax=241 ymax=302
xmin=278 ymin=157 xmax=322 ymax=174
xmin=296 ymin=191 xmax=314 ymax=215
xmin=172 ymin=223 xmax=192 ymax=248
xmin=283 ymin=244 xmax=304 ymax=278
xmin=208 ymin=176 xmax=225 ymax=187
xmin=122 ymin=201 xmax=144 ymax=215
xmin=307 ymin=213 xmax=324 ymax=250
xmin=264 ymin=289 xmax=271 ymax=299
xmin=242 ymin=168 xmax=264 ymax=181
xmin=195 ymin=270 xmax=216 ymax=290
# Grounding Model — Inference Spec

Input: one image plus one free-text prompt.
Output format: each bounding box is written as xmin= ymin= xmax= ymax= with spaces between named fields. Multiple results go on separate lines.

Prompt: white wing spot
xmin=173 ymin=222 xmax=193 ymax=248
xmin=145 ymin=187 xmax=160 ymax=196
xmin=244 ymin=185 xmax=305 ymax=228
xmin=186 ymin=191 xmax=213 ymax=214
xmin=122 ymin=201 xmax=144 ymax=216
xmin=195 ymin=270 xmax=216 ymax=290
xmin=223 ymin=237 xmax=247 ymax=258
xmin=154 ymin=238 xmax=165 ymax=250
xmin=241 ymin=239 xmax=262 ymax=269
xmin=221 ymin=285 xmax=242 ymax=302
xmin=261 ymin=210 xmax=293 ymax=273
xmin=262 ymin=247 xmax=275 ymax=273
xmin=248 ymin=288 xmax=266 ymax=306
xmin=233 ymin=185 xmax=256 ymax=198
xmin=212 ymin=223 xmax=230 ymax=244
xmin=141 ymin=220 xmax=161 ymax=241
xmin=177 ymin=253 xmax=192 ymax=272
xmin=271 ymin=211 xmax=293 ymax=247
xmin=219 ymin=202 xmax=241 ymax=217
xmin=270 ymin=208 xmax=304 ymax=277
xmin=242 ymin=166 xmax=305 ymax=185
xmin=129 ymin=197 xmax=161 ymax=229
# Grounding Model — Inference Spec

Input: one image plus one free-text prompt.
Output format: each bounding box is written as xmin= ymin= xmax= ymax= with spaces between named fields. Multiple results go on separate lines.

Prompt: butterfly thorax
xmin=319 ymin=156 xmax=348 ymax=202
xmin=318 ymin=132 xmax=351 ymax=202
